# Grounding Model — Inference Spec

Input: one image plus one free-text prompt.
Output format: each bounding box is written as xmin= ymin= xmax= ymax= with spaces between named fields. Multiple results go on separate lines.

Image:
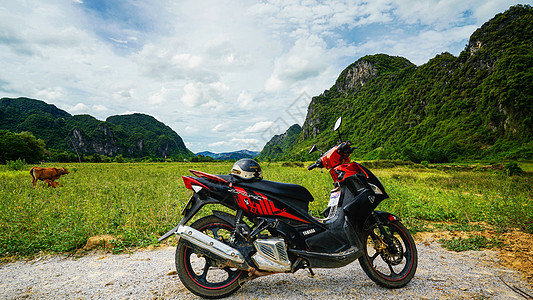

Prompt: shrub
xmin=440 ymin=235 xmax=504 ymax=251
xmin=6 ymin=158 xmax=26 ymax=171
xmin=0 ymin=130 xmax=45 ymax=164
xmin=281 ymin=162 xmax=304 ymax=168
xmin=504 ymin=162 xmax=523 ymax=176
xmin=114 ymin=154 xmax=125 ymax=163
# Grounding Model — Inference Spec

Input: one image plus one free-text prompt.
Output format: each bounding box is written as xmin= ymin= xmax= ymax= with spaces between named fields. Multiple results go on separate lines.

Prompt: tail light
xmin=182 ymin=176 xmax=209 ymax=191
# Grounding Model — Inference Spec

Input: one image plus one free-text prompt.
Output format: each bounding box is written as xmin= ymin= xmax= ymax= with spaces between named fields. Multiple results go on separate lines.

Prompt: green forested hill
xmin=278 ymin=5 xmax=532 ymax=162
xmin=258 ymin=124 xmax=302 ymax=160
xmin=0 ymin=97 xmax=193 ymax=160
xmin=106 ymin=113 xmax=190 ymax=158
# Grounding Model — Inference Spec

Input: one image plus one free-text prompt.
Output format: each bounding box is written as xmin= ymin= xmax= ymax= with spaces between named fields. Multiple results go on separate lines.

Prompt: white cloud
xmin=229 ymin=137 xmax=261 ymax=151
xmin=181 ymin=81 xmax=229 ymax=109
xmin=181 ymin=83 xmax=203 ymax=107
xmin=36 ymin=87 xmax=65 ymax=100
xmin=245 ymin=121 xmax=274 ymax=133
xmin=171 ymin=53 xmax=203 ymax=69
xmin=237 ymin=91 xmax=253 ymax=108
xmin=212 ymin=123 xmax=228 ymax=132
xmin=0 ymin=0 xmax=520 ymax=153
xmin=112 ymin=89 xmax=134 ymax=102
xmin=208 ymin=141 xmax=226 ymax=148
xmin=266 ymin=34 xmax=331 ymax=91
xmin=392 ymin=0 xmax=474 ymax=29
xmin=185 ymin=126 xmax=199 ymax=134
xmin=67 ymin=103 xmax=90 ymax=113
xmin=149 ymin=87 xmax=168 ymax=105
xmin=92 ymin=104 xmax=108 ymax=112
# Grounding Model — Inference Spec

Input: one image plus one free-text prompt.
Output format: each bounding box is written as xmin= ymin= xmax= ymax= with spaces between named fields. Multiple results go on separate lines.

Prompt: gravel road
xmin=1 ymin=239 xmax=531 ymax=300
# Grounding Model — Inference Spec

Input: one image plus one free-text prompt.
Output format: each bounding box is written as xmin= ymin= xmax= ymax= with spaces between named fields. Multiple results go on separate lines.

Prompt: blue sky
xmin=0 ymin=0 xmax=529 ymax=153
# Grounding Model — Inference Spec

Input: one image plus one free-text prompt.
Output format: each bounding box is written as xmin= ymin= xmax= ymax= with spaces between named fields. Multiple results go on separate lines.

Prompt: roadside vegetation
xmin=0 ymin=161 xmax=531 ymax=259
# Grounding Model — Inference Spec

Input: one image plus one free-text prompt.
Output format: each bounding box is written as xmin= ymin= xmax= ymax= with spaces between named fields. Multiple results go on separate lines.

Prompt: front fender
xmin=362 ymin=211 xmax=401 ymax=231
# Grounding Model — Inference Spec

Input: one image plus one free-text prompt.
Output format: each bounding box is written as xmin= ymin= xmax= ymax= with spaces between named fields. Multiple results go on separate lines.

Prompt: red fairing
xmin=233 ymin=187 xmax=309 ymax=223
xmin=329 ymin=162 xmax=368 ymax=182
xmin=189 ymin=169 xmax=228 ymax=183
xmin=321 ymin=145 xmax=351 ymax=169
xmin=182 ymin=176 xmax=210 ymax=190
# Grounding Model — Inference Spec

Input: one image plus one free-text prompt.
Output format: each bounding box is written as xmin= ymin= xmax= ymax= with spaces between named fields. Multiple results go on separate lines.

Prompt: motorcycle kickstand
xmin=230 ymin=210 xmax=244 ymax=243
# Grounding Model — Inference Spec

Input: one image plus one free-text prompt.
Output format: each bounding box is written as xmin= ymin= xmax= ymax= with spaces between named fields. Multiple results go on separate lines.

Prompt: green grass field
xmin=0 ymin=161 xmax=531 ymax=258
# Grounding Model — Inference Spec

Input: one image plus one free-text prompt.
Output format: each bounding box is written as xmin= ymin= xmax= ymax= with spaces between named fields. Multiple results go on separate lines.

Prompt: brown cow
xmin=30 ymin=167 xmax=69 ymax=187
xmin=45 ymin=180 xmax=61 ymax=188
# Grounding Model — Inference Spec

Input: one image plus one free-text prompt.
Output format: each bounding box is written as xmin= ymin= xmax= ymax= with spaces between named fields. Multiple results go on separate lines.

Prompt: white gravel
xmin=1 ymin=241 xmax=531 ymax=299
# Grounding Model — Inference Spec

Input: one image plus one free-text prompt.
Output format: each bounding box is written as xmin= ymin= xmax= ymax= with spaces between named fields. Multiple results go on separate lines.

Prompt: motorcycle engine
xmin=252 ymin=237 xmax=291 ymax=272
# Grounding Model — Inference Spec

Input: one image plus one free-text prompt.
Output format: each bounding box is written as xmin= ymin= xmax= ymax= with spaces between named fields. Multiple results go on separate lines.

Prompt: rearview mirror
xmin=309 ymin=144 xmax=318 ymax=154
xmin=333 ymin=117 xmax=342 ymax=131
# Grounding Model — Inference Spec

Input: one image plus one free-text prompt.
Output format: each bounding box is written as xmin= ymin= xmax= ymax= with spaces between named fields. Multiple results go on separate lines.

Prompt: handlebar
xmin=337 ymin=141 xmax=353 ymax=154
xmin=308 ymin=141 xmax=354 ymax=171
xmin=307 ymin=158 xmax=323 ymax=170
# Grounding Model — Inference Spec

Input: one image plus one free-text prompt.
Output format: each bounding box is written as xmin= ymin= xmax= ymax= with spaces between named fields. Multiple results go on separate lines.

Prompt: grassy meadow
xmin=0 ymin=161 xmax=531 ymax=258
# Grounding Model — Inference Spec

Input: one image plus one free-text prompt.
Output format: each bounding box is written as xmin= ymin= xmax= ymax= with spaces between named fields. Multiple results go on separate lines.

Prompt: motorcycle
xmin=159 ymin=117 xmax=418 ymax=298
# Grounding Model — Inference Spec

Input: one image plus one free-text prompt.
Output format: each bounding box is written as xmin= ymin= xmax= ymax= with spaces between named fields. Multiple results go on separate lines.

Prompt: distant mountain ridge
xmin=0 ymin=97 xmax=193 ymax=159
xmin=260 ymin=5 xmax=533 ymax=162
xmin=196 ymin=150 xmax=259 ymax=160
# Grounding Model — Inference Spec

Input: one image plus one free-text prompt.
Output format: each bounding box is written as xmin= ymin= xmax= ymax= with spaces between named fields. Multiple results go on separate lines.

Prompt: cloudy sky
xmin=0 ymin=0 xmax=527 ymax=153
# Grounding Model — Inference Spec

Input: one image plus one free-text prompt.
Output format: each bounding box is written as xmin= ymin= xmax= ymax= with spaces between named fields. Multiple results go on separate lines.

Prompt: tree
xmin=0 ymin=130 xmax=45 ymax=164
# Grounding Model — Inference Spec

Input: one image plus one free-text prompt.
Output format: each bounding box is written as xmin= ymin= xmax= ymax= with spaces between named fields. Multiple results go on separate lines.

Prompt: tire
xmin=176 ymin=215 xmax=248 ymax=299
xmin=358 ymin=220 xmax=417 ymax=288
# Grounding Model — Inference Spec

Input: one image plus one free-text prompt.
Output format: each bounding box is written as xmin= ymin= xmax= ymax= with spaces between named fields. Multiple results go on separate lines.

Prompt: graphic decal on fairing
xmin=230 ymin=186 xmax=309 ymax=223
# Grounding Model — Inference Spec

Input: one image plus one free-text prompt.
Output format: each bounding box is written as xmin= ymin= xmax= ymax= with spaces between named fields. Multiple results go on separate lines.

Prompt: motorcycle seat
xmin=217 ymin=175 xmax=314 ymax=203
xmin=238 ymin=180 xmax=315 ymax=203
xmin=217 ymin=175 xmax=315 ymax=204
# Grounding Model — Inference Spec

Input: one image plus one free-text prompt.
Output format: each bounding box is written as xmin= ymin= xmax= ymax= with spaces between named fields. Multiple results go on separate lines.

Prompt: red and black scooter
xmin=159 ymin=117 xmax=417 ymax=299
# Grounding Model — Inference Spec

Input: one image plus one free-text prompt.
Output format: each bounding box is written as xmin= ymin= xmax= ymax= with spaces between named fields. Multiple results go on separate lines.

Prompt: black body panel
xmin=217 ymin=174 xmax=316 ymax=221
xmin=218 ymin=175 xmax=314 ymax=203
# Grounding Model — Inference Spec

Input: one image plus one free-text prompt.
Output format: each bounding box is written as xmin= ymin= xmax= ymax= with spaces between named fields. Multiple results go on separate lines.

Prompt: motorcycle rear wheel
xmin=176 ymin=215 xmax=247 ymax=299
xmin=358 ymin=220 xmax=417 ymax=288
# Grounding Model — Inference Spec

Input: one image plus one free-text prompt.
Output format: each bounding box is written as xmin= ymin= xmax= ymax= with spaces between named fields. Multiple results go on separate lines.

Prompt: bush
xmin=281 ymin=162 xmax=304 ymax=168
xmin=504 ymin=162 xmax=523 ymax=176
xmin=6 ymin=158 xmax=26 ymax=171
xmin=113 ymin=154 xmax=125 ymax=163
xmin=440 ymin=235 xmax=504 ymax=251
xmin=48 ymin=150 xmax=79 ymax=162
xmin=0 ymin=130 xmax=45 ymax=164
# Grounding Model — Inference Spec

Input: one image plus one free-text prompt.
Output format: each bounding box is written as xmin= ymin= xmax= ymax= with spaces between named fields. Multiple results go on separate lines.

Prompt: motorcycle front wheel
xmin=175 ymin=215 xmax=247 ymax=299
xmin=358 ymin=220 xmax=417 ymax=288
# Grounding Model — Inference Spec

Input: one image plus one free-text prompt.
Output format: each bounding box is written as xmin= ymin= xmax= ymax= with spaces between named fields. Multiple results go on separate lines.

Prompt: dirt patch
xmin=415 ymin=228 xmax=533 ymax=286
xmin=83 ymin=235 xmax=118 ymax=251
xmin=498 ymin=229 xmax=533 ymax=285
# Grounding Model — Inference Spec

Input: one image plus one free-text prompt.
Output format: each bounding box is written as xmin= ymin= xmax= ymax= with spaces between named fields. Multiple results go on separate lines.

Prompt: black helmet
xmin=230 ymin=159 xmax=262 ymax=181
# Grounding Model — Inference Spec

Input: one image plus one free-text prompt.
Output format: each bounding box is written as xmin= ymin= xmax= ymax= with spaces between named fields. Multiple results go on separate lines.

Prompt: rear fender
xmin=157 ymin=193 xmax=221 ymax=242
xmin=212 ymin=210 xmax=237 ymax=227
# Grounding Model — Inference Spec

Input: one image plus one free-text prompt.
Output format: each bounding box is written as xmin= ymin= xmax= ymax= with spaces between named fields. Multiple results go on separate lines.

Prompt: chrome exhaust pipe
xmin=176 ymin=225 xmax=249 ymax=269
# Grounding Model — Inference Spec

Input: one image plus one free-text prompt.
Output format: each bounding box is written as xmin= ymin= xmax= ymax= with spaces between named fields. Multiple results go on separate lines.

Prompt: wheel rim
xmin=364 ymin=223 xmax=414 ymax=281
xmin=182 ymin=223 xmax=244 ymax=290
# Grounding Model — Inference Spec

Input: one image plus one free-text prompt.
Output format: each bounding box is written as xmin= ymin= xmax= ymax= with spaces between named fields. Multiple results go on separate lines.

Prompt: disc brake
xmin=370 ymin=230 xmax=404 ymax=265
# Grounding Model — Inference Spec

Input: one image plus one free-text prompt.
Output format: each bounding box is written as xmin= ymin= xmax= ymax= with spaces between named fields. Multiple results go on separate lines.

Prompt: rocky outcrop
xmin=69 ymin=125 xmax=119 ymax=156
xmin=335 ymin=60 xmax=377 ymax=94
